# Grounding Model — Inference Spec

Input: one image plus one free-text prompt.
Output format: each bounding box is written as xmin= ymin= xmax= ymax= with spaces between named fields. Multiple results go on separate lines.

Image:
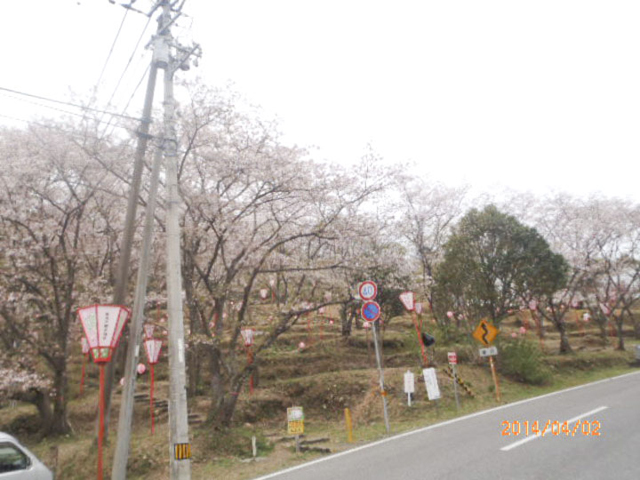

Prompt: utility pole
xmin=111 ymin=140 xmax=163 ymax=480
xmin=101 ymin=26 xmax=160 ymax=442
xmin=109 ymin=1 xmax=199 ymax=478
xmin=160 ymin=1 xmax=199 ymax=477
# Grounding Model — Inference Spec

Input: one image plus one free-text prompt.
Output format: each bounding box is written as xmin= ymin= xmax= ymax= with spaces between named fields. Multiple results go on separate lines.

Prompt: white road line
xmin=500 ymin=406 xmax=609 ymax=452
xmin=253 ymin=371 xmax=638 ymax=480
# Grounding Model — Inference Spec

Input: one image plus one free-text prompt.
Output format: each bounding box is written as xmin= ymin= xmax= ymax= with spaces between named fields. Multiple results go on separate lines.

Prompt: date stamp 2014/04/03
xmin=501 ymin=420 xmax=601 ymax=437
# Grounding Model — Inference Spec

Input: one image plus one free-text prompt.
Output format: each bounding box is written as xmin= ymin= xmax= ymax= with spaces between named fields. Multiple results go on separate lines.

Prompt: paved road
xmin=254 ymin=370 xmax=640 ymax=480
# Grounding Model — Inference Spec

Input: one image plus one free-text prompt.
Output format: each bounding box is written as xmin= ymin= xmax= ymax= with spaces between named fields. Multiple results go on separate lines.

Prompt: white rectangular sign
xmin=479 ymin=346 xmax=498 ymax=357
xmin=404 ymin=370 xmax=415 ymax=394
xmin=422 ymin=368 xmax=441 ymax=400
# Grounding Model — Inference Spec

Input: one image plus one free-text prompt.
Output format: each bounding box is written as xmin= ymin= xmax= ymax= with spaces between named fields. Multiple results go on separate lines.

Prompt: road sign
xmin=404 ymin=370 xmax=415 ymax=394
xmin=448 ymin=352 xmax=457 ymax=365
xmin=404 ymin=369 xmax=415 ymax=406
xmin=287 ymin=407 xmax=304 ymax=435
xmin=472 ymin=319 xmax=499 ymax=346
xmin=359 ymin=281 xmax=378 ymax=301
xmin=479 ymin=346 xmax=498 ymax=357
xmin=361 ymin=301 xmax=381 ymax=322
xmin=399 ymin=291 xmax=415 ymax=311
xmin=422 ymin=367 xmax=441 ymax=400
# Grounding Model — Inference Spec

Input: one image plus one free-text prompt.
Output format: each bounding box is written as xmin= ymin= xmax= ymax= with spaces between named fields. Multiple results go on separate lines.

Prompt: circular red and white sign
xmin=359 ymin=281 xmax=378 ymax=301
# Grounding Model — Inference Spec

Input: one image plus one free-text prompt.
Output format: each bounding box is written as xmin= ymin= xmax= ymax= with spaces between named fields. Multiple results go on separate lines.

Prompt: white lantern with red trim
xmin=143 ymin=324 xmax=155 ymax=340
xmin=77 ymin=304 xmax=131 ymax=363
xmin=241 ymin=328 xmax=255 ymax=347
xmin=137 ymin=363 xmax=147 ymax=375
xmin=259 ymin=288 xmax=269 ymax=300
xmin=144 ymin=338 xmax=163 ymax=365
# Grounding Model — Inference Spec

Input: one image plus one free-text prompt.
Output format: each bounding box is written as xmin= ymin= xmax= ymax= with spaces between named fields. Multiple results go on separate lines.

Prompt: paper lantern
xmin=241 ymin=328 xmax=255 ymax=347
xmin=144 ymin=338 xmax=163 ymax=365
xmin=77 ymin=304 xmax=131 ymax=363
xmin=137 ymin=363 xmax=146 ymax=375
xmin=143 ymin=324 xmax=155 ymax=340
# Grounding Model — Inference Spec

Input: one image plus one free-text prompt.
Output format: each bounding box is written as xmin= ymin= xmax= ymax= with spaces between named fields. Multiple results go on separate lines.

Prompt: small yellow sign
xmin=287 ymin=406 xmax=304 ymax=435
xmin=174 ymin=443 xmax=191 ymax=460
xmin=472 ymin=319 xmax=499 ymax=346
xmin=288 ymin=420 xmax=304 ymax=435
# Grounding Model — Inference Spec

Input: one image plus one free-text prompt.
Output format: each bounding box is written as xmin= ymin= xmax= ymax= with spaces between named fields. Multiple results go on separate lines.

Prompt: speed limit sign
xmin=359 ymin=281 xmax=377 ymax=301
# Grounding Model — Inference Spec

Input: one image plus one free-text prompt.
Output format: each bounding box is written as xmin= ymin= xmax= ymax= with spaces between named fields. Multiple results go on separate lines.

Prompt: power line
xmin=103 ymin=15 xmax=152 ymax=114
xmin=95 ymin=8 xmax=130 ymax=90
xmin=0 ymin=86 xmax=140 ymax=122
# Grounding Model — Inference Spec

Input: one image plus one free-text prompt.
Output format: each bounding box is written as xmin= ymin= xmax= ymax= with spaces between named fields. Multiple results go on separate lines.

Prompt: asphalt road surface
xmin=254 ymin=370 xmax=640 ymax=480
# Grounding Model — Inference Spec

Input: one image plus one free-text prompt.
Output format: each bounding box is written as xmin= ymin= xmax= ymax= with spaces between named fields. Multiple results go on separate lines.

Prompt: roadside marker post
xmin=448 ymin=352 xmax=460 ymax=410
xmin=344 ymin=408 xmax=354 ymax=443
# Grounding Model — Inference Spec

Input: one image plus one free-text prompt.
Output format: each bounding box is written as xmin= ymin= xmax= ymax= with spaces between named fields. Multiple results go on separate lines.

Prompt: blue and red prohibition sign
xmin=361 ymin=301 xmax=381 ymax=322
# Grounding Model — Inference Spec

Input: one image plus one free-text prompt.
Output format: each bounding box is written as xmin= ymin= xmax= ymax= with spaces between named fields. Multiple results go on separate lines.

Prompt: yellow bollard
xmin=344 ymin=408 xmax=354 ymax=443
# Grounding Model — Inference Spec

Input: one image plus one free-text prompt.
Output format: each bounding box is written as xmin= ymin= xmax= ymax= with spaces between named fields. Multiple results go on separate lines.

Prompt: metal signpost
xmin=144 ymin=338 xmax=163 ymax=434
xmin=473 ymin=320 xmax=501 ymax=402
xmin=78 ymin=305 xmax=131 ymax=480
xmin=448 ymin=352 xmax=460 ymax=410
xmin=360 ymin=282 xmax=390 ymax=434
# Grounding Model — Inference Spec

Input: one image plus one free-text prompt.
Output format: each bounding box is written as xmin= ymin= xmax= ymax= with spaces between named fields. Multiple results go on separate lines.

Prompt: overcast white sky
xmin=2 ymin=1 xmax=639 ymax=201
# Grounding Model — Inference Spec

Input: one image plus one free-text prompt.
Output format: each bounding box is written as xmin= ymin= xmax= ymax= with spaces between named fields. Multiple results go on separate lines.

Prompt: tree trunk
xmin=554 ymin=318 xmax=572 ymax=354
xmin=615 ymin=315 xmax=625 ymax=351
xmin=50 ymin=368 xmax=72 ymax=436
xmin=340 ymin=302 xmax=352 ymax=337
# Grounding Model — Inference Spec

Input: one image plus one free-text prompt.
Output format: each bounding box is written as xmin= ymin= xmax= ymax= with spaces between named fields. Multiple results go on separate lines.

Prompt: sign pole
xmin=452 ymin=364 xmax=460 ymax=410
xmin=372 ymin=321 xmax=390 ymax=434
xmin=98 ymin=364 xmax=105 ymax=480
xmin=411 ymin=311 xmax=428 ymax=366
xmin=488 ymin=356 xmax=501 ymax=402
xmin=150 ymin=363 xmax=155 ymax=435
xmin=80 ymin=353 xmax=87 ymax=396
xmin=344 ymin=408 xmax=354 ymax=442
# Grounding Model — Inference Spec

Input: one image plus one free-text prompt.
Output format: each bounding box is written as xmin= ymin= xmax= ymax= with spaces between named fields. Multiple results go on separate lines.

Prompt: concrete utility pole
xmin=101 ymin=35 xmax=159 ymax=443
xmin=109 ymin=1 xmax=199 ymax=478
xmin=160 ymin=1 xmax=198 ymax=477
xmin=111 ymin=141 xmax=163 ymax=480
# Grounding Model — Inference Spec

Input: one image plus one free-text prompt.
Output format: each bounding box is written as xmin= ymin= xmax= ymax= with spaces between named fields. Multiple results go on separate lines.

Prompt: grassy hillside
xmin=1 ymin=310 xmax=638 ymax=479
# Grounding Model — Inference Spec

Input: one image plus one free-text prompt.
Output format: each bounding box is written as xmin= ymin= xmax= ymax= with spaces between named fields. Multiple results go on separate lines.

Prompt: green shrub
xmin=500 ymin=338 xmax=551 ymax=385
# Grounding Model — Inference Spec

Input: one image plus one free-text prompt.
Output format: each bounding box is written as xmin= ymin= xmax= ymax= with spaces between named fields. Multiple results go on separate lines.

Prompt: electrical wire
xmin=101 ymin=14 xmax=152 ymax=116
xmin=0 ymin=86 xmax=140 ymax=122
xmin=95 ymin=8 xmax=130 ymax=90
